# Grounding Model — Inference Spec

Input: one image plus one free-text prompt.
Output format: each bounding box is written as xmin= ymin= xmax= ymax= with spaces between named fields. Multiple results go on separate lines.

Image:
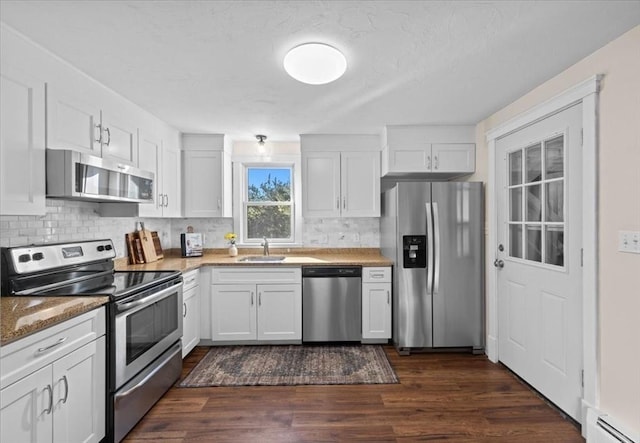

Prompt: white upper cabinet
xmin=46 ymin=84 xmax=139 ymax=166
xmin=301 ymin=134 xmax=380 ymax=218
xmin=182 ymin=133 xmax=231 ymax=218
xmin=0 ymin=63 xmax=46 ymax=216
xmin=381 ymin=125 xmax=475 ymax=178
xmin=138 ymin=126 xmax=181 ymax=218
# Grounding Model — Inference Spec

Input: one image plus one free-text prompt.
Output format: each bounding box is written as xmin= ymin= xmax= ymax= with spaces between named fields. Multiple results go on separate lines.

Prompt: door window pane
xmin=525 ymin=225 xmax=542 ymax=262
xmin=545 ymin=226 xmax=564 ymax=266
xmin=545 ymin=136 xmax=564 ymax=179
xmin=545 ymin=181 xmax=564 ymax=222
xmin=509 ymin=150 xmax=522 ymax=185
xmin=526 ymin=185 xmax=541 ymax=222
xmin=510 ymin=188 xmax=522 ymax=221
xmin=509 ymin=225 xmax=523 ymax=259
xmin=525 ymin=143 xmax=542 ymax=183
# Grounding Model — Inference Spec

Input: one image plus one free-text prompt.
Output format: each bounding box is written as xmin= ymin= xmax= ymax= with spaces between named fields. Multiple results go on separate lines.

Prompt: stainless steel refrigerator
xmin=381 ymin=181 xmax=484 ymax=354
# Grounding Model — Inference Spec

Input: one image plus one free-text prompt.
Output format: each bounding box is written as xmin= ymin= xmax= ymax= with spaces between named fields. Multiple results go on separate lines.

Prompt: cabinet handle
xmin=60 ymin=375 xmax=69 ymax=404
xmin=371 ymin=273 xmax=384 ymax=279
xmin=434 ymin=155 xmax=439 ymax=170
xmin=43 ymin=385 xmax=53 ymax=415
xmin=94 ymin=123 xmax=102 ymax=144
xmin=164 ymin=194 xmax=169 ymax=207
xmin=158 ymin=193 xmax=163 ymax=208
xmin=343 ymin=198 xmax=346 ymax=210
xmin=36 ymin=337 xmax=67 ymax=354
xmin=387 ymin=290 xmax=390 ymax=304
xmin=258 ymin=292 xmax=261 ymax=306
xmin=217 ymin=198 xmax=222 ymax=209
xmin=104 ymin=127 xmax=111 ymax=146
xmin=183 ymin=302 xmax=187 ymax=318
xmin=336 ymin=198 xmax=339 ymax=210
xmin=251 ymin=292 xmax=254 ymax=305
xmin=427 ymin=155 xmax=431 ymax=169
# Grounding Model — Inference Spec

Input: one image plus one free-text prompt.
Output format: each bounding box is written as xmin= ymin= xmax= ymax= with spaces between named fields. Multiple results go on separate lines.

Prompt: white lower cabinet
xmin=181 ymin=269 xmax=201 ymax=357
xmin=0 ymin=308 xmax=106 ymax=443
xmin=211 ymin=267 xmax=302 ymax=343
xmin=362 ymin=267 xmax=392 ymax=341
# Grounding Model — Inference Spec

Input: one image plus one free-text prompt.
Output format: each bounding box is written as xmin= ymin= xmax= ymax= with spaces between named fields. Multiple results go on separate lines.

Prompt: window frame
xmin=232 ymin=155 xmax=302 ymax=247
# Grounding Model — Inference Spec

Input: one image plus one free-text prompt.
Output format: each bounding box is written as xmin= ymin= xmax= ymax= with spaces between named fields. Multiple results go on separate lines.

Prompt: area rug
xmin=179 ymin=345 xmax=398 ymax=387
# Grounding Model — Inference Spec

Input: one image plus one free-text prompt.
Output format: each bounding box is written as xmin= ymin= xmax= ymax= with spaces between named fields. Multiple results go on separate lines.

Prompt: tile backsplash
xmin=1 ymin=200 xmax=380 ymax=259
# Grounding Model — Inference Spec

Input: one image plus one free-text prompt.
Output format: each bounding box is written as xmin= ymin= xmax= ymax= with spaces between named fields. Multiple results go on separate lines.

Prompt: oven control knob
xmin=32 ymin=252 xmax=44 ymax=261
xmin=18 ymin=253 xmax=31 ymax=263
xmin=104 ymin=244 xmax=112 ymax=251
xmin=97 ymin=245 xmax=105 ymax=252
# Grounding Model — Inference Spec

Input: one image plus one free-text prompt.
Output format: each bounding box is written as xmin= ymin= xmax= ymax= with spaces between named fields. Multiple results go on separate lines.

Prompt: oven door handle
xmin=116 ymin=282 xmax=182 ymax=313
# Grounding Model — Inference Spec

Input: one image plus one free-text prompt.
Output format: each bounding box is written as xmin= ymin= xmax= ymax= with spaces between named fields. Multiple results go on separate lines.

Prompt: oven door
xmin=113 ymin=279 xmax=183 ymax=390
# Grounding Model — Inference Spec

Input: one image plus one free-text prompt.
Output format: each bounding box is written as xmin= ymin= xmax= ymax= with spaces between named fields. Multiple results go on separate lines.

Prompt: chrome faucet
xmin=262 ymin=237 xmax=270 ymax=256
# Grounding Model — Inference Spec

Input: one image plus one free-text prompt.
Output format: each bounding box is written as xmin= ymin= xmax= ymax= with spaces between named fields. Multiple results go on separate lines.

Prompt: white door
xmin=362 ymin=282 xmax=392 ymax=339
xmin=211 ymin=284 xmax=257 ymax=341
xmin=183 ymin=150 xmax=223 ymax=217
xmin=257 ymin=284 xmax=302 ymax=340
xmin=341 ymin=151 xmax=381 ymax=217
xmin=301 ymin=151 xmax=341 ymax=217
xmin=100 ymin=112 xmax=138 ymax=166
xmin=138 ymin=132 xmax=162 ymax=217
xmin=496 ymin=103 xmax=583 ymax=421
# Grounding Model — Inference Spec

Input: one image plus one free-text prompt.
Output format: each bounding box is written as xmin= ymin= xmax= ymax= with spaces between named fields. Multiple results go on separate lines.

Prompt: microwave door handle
xmin=426 ymin=202 xmax=434 ymax=295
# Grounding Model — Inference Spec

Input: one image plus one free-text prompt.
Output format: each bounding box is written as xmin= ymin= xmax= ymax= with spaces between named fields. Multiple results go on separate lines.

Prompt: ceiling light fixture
xmin=256 ymin=134 xmax=268 ymax=154
xmin=283 ymin=43 xmax=347 ymax=85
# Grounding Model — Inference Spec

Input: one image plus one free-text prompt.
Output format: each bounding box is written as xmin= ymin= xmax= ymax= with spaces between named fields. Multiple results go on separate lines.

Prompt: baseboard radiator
xmin=595 ymin=416 xmax=637 ymax=443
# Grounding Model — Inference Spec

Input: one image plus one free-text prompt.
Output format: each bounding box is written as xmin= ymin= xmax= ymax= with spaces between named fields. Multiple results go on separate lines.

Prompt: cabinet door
xmin=341 ymin=151 xmax=380 ymax=217
xmin=431 ymin=143 xmax=475 ymax=173
xmin=257 ymin=284 xmax=302 ymax=341
xmin=302 ymin=151 xmax=341 ymax=217
xmin=162 ymin=146 xmax=182 ymax=217
xmin=0 ymin=365 xmax=53 ymax=443
xmin=183 ymin=151 xmax=223 ymax=217
xmin=46 ymin=84 xmax=101 ymax=156
xmin=388 ymin=146 xmax=431 ymax=173
xmin=101 ymin=112 xmax=138 ymax=166
xmin=137 ymin=132 xmax=163 ymax=217
xmin=362 ymin=283 xmax=392 ymax=339
xmin=52 ymin=336 xmax=106 ymax=443
xmin=0 ymin=67 xmax=46 ymax=215
xmin=182 ymin=285 xmax=201 ymax=357
xmin=211 ymin=284 xmax=256 ymax=341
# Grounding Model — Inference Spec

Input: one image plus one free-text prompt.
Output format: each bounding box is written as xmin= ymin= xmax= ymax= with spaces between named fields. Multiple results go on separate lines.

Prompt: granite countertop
xmin=1 ymin=248 xmax=392 ymax=346
xmin=0 ymin=296 xmax=109 ymax=346
xmin=114 ymin=248 xmax=394 ymax=272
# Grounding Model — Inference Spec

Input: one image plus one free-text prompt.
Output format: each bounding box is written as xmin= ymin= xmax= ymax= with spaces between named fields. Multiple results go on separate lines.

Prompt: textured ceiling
xmin=1 ymin=1 xmax=639 ymax=141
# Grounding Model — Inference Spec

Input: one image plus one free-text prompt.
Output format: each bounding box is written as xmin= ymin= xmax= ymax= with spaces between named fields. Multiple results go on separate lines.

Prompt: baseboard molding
xmin=586 ymin=406 xmax=638 ymax=443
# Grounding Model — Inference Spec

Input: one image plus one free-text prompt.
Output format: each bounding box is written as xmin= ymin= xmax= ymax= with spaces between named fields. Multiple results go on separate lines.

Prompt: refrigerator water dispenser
xmin=403 ymin=235 xmax=426 ymax=268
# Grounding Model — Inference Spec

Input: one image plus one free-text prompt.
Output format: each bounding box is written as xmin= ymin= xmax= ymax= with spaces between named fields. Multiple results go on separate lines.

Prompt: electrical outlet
xmin=618 ymin=230 xmax=640 ymax=254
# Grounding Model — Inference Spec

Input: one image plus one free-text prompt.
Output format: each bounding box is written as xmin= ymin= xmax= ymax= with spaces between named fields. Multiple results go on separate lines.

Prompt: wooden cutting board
xmin=137 ymin=228 xmax=157 ymax=263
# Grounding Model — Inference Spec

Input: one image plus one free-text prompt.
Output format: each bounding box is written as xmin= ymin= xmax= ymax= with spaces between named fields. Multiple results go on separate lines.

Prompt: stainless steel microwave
xmin=46 ymin=149 xmax=154 ymax=203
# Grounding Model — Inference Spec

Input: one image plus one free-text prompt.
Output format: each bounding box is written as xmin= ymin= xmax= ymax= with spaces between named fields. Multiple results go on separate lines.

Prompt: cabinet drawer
xmin=362 ymin=267 xmax=391 ymax=283
xmin=212 ymin=267 xmax=301 ymax=285
xmin=182 ymin=269 xmax=199 ymax=291
xmin=1 ymin=308 xmax=106 ymax=389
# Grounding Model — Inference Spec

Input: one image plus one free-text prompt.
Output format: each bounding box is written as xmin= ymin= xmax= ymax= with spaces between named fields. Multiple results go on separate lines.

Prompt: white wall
xmin=476 ymin=26 xmax=640 ymax=435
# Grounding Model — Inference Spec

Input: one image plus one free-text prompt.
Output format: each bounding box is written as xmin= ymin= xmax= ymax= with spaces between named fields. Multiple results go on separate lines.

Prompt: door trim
xmin=486 ymin=75 xmax=601 ymax=429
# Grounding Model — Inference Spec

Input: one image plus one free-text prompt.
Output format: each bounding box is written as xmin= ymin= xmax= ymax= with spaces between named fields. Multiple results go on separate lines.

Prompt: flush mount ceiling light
xmin=283 ymin=43 xmax=347 ymax=85
xmin=256 ymin=134 xmax=270 ymax=155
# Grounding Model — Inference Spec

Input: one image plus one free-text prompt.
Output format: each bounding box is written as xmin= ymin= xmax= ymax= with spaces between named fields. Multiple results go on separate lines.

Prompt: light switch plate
xmin=618 ymin=231 xmax=640 ymax=254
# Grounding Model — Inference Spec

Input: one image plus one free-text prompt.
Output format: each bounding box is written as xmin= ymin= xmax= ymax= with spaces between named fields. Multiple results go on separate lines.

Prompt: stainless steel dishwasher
xmin=302 ymin=266 xmax=362 ymax=342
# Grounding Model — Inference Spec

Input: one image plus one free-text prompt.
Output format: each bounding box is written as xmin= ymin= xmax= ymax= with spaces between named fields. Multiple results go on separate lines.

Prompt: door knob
xmin=494 ymin=259 xmax=504 ymax=269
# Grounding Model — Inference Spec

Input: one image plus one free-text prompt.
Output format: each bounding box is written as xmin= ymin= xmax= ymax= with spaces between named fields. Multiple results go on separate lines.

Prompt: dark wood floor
xmin=124 ymin=346 xmax=584 ymax=442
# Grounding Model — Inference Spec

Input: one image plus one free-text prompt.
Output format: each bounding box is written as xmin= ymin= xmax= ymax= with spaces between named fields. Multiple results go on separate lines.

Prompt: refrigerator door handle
xmin=425 ymin=202 xmax=434 ymax=294
xmin=433 ymin=202 xmax=441 ymax=294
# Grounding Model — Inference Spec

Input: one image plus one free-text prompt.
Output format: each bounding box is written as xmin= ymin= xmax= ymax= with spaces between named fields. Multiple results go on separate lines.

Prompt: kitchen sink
xmin=237 ymin=256 xmax=286 ymax=263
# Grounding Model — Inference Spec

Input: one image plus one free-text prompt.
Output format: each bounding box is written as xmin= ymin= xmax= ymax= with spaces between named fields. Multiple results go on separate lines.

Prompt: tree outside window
xmin=245 ymin=167 xmax=293 ymax=241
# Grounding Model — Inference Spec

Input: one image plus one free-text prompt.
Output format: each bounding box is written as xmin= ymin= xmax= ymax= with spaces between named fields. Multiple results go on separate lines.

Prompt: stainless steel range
xmin=1 ymin=239 xmax=183 ymax=443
